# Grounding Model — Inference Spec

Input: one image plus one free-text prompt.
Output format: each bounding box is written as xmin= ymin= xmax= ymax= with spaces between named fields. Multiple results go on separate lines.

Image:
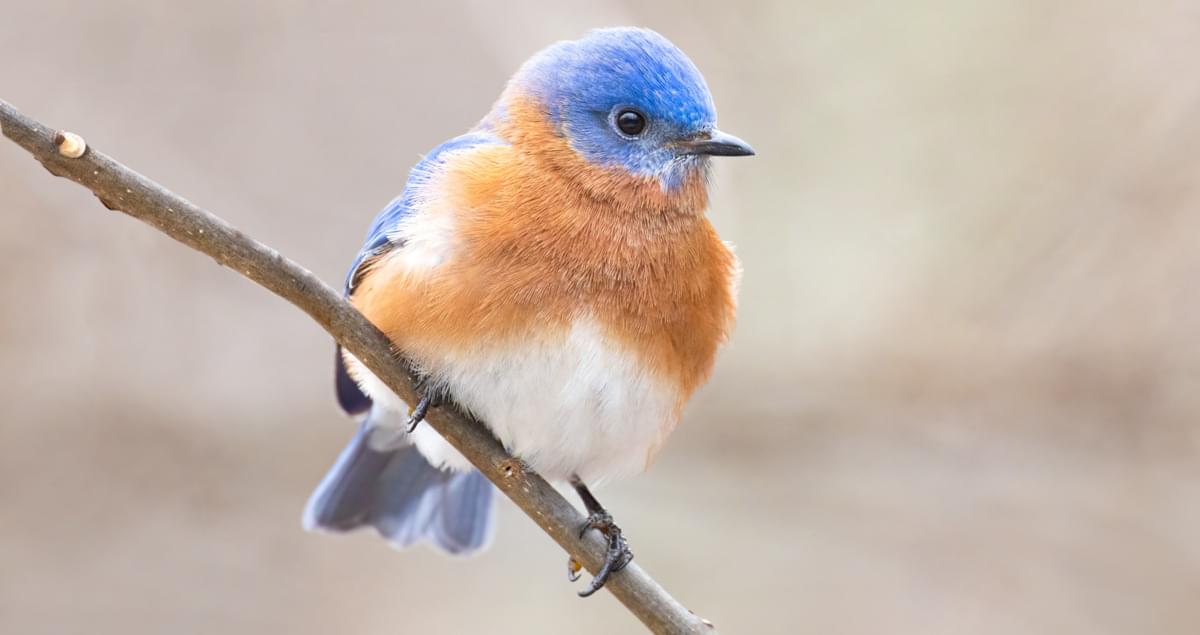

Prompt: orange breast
xmin=351 ymin=96 xmax=737 ymax=405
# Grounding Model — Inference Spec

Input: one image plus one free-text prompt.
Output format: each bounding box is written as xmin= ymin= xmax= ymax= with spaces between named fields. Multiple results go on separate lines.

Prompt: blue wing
xmin=343 ymin=129 xmax=504 ymax=295
xmin=336 ymin=129 xmax=505 ymax=415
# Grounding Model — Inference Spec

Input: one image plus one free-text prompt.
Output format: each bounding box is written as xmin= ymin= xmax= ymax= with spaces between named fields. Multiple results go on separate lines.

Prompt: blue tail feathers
xmin=304 ymin=422 xmax=495 ymax=555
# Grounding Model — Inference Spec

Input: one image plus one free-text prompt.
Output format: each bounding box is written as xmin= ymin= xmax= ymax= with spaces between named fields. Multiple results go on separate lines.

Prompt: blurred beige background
xmin=2 ymin=1 xmax=1199 ymax=633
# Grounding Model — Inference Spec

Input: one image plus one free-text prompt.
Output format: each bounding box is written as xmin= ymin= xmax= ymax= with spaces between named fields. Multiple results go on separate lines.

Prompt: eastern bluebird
xmin=303 ymin=27 xmax=753 ymax=595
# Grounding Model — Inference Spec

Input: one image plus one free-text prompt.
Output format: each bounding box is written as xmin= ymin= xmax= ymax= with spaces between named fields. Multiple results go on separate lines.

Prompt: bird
xmin=303 ymin=26 xmax=753 ymax=596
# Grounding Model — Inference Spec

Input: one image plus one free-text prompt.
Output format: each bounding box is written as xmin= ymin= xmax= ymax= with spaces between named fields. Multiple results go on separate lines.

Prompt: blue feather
xmin=334 ymin=346 xmax=371 ymax=415
xmin=343 ymin=130 xmax=505 ymax=295
xmin=303 ymin=422 xmax=496 ymax=555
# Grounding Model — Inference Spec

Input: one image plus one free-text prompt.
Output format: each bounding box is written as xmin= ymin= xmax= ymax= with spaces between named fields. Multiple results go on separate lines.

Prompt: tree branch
xmin=0 ymin=98 xmax=716 ymax=634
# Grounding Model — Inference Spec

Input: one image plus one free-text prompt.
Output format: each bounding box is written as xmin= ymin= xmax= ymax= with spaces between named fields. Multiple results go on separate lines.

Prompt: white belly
xmin=348 ymin=318 xmax=680 ymax=484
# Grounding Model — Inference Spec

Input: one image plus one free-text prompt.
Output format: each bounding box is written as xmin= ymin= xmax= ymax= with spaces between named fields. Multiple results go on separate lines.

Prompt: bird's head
xmin=492 ymin=27 xmax=753 ymax=198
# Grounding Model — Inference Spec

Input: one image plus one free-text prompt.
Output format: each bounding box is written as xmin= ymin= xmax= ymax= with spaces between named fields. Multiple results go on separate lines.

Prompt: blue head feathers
xmin=510 ymin=27 xmax=753 ymax=189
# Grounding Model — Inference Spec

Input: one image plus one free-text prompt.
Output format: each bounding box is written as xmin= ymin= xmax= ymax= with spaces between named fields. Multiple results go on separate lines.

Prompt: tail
xmin=303 ymin=422 xmax=495 ymax=555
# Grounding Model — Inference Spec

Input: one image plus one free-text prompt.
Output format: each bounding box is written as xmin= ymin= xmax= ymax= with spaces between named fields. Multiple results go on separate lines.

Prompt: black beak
xmin=678 ymin=129 xmax=755 ymax=157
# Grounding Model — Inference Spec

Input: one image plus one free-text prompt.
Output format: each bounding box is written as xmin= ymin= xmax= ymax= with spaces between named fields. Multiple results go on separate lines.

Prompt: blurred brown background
xmin=2 ymin=1 xmax=1198 ymax=633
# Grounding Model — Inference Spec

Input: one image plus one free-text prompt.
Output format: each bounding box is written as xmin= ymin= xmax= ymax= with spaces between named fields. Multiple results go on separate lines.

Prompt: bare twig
xmin=0 ymin=98 xmax=716 ymax=634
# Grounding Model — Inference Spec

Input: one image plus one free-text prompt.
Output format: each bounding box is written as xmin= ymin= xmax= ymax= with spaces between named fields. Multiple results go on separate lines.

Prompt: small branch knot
xmin=499 ymin=458 xmax=523 ymax=479
xmin=54 ymin=130 xmax=86 ymax=158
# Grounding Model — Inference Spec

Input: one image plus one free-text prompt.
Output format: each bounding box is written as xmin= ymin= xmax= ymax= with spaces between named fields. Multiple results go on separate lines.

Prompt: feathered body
xmin=305 ymin=27 xmax=748 ymax=555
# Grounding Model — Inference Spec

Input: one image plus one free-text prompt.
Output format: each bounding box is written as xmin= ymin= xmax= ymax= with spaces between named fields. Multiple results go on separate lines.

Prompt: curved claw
xmin=617 ymin=547 xmax=634 ymax=571
xmin=405 ymin=393 xmax=435 ymax=433
xmin=567 ymin=557 xmax=583 ymax=582
xmin=575 ymin=511 xmax=633 ymax=598
xmin=578 ymin=532 xmax=631 ymax=597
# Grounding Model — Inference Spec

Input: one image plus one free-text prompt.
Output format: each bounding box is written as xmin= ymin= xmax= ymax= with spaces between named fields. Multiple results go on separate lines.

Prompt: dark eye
xmin=615 ymin=109 xmax=646 ymax=136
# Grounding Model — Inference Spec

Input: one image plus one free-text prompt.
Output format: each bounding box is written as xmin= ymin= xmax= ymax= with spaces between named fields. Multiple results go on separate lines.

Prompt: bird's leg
xmin=568 ymin=474 xmax=634 ymax=597
xmin=405 ymin=378 xmax=442 ymax=433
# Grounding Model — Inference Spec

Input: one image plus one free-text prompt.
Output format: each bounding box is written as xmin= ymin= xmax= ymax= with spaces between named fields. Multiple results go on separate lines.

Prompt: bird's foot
xmin=572 ymin=510 xmax=634 ymax=597
xmin=405 ymin=382 xmax=442 ymax=433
